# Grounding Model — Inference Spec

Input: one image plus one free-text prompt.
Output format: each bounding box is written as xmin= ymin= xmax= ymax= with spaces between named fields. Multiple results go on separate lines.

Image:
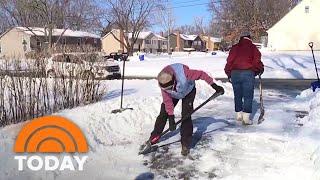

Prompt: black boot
xmin=181 ymin=145 xmax=190 ymax=156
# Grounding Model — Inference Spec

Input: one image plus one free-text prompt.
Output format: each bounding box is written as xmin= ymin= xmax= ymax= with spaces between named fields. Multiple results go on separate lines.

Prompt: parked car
xmin=45 ymin=53 xmax=121 ymax=79
xmin=104 ymin=52 xmax=128 ymax=61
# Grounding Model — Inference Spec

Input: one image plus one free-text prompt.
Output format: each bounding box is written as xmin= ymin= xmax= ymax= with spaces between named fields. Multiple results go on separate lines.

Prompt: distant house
xmin=101 ymin=29 xmax=127 ymax=54
xmin=201 ymin=35 xmax=222 ymax=51
xmin=267 ymin=0 xmax=320 ymax=51
xmin=128 ymin=31 xmax=167 ymax=53
xmin=0 ymin=27 xmax=101 ymax=58
xmin=101 ymin=29 xmax=167 ymax=54
xmin=168 ymin=32 xmax=206 ymax=52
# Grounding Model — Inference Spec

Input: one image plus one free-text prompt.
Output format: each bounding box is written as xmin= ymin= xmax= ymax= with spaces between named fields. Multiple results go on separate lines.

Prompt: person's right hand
xmin=259 ymin=69 xmax=264 ymax=76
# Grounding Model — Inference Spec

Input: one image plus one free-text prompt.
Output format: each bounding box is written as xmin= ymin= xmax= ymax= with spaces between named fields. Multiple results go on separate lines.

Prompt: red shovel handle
xmin=309 ymin=42 xmax=314 ymax=48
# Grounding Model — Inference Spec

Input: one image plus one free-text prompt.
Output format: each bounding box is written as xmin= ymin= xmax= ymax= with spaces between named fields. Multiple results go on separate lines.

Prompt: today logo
xmin=14 ymin=116 xmax=89 ymax=171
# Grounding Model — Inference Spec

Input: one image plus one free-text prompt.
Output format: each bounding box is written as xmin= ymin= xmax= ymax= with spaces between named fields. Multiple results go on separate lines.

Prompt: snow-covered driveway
xmin=1 ymin=80 xmax=320 ymax=180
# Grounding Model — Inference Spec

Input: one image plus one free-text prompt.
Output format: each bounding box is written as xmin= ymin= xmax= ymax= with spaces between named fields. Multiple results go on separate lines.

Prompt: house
xmin=168 ymin=32 xmax=206 ymax=52
xmin=101 ymin=29 xmax=167 ymax=54
xmin=128 ymin=31 xmax=167 ymax=53
xmin=200 ymin=35 xmax=222 ymax=51
xmin=101 ymin=29 xmax=127 ymax=54
xmin=267 ymin=0 xmax=320 ymax=51
xmin=0 ymin=27 xmax=101 ymax=58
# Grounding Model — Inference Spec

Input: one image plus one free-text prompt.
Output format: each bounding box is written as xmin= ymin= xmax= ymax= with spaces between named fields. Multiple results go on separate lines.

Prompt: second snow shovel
xmin=257 ymin=75 xmax=265 ymax=124
xmin=309 ymin=42 xmax=320 ymax=92
xmin=139 ymin=91 xmax=223 ymax=155
xmin=111 ymin=55 xmax=133 ymax=113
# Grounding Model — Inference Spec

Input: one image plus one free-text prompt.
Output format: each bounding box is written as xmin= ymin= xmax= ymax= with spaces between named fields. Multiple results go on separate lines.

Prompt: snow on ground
xmin=124 ymin=51 xmax=320 ymax=79
xmin=1 ymin=79 xmax=320 ymax=179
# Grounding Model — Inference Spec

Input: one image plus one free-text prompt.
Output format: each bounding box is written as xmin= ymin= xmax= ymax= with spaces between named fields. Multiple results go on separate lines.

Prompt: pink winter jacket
xmin=160 ymin=65 xmax=215 ymax=115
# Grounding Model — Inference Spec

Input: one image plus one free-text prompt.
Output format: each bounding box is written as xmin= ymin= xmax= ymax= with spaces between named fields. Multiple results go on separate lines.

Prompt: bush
xmin=0 ymin=54 xmax=107 ymax=127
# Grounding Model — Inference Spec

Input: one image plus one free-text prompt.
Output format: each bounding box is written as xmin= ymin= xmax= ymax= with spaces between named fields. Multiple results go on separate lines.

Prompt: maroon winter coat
xmin=224 ymin=37 xmax=264 ymax=77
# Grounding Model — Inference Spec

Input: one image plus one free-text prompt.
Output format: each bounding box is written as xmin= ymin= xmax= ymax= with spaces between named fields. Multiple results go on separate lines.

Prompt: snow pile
xmin=1 ymin=79 xmax=320 ymax=179
xmin=304 ymin=90 xmax=320 ymax=126
xmin=124 ymin=51 xmax=320 ymax=79
xmin=289 ymin=89 xmax=320 ymax=179
xmin=293 ymin=89 xmax=320 ymax=128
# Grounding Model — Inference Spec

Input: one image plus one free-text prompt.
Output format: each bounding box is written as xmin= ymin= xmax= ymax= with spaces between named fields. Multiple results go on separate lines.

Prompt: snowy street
xmin=1 ymin=79 xmax=320 ymax=179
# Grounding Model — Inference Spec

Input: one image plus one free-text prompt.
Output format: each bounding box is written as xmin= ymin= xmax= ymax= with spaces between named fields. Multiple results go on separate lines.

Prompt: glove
xmin=259 ymin=68 xmax=264 ymax=76
xmin=255 ymin=69 xmax=264 ymax=76
xmin=211 ymin=83 xmax=225 ymax=95
xmin=168 ymin=115 xmax=176 ymax=131
xmin=228 ymin=76 xmax=232 ymax=83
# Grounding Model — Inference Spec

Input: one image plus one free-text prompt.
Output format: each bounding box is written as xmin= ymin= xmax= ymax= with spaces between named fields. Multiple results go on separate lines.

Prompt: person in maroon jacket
xmin=224 ymin=32 xmax=264 ymax=125
xmin=145 ymin=63 xmax=224 ymax=156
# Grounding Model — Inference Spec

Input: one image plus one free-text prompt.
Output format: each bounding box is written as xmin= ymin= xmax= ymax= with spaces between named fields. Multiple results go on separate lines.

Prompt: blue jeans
xmin=231 ymin=70 xmax=255 ymax=113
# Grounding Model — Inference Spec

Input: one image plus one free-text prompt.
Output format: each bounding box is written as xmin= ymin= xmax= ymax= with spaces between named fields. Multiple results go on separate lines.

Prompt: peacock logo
xmin=14 ymin=115 xmax=88 ymax=153
xmin=14 ymin=116 xmax=89 ymax=171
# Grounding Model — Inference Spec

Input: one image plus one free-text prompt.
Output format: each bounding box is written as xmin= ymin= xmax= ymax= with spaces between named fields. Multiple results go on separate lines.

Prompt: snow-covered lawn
xmin=124 ymin=51 xmax=320 ymax=79
xmin=1 ymin=79 xmax=320 ymax=179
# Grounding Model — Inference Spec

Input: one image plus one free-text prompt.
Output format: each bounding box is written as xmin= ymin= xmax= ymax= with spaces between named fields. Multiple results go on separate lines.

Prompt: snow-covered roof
xmin=211 ymin=37 xmax=222 ymax=43
xmin=180 ymin=34 xmax=198 ymax=41
xmin=202 ymin=35 xmax=222 ymax=43
xmin=127 ymin=31 xmax=153 ymax=39
xmin=101 ymin=29 xmax=119 ymax=39
xmin=154 ymin=34 xmax=166 ymax=40
xmin=15 ymin=27 xmax=100 ymax=38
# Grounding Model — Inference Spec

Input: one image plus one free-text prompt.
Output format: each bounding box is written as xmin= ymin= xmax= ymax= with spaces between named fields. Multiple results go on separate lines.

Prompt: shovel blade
xmin=111 ymin=108 xmax=133 ymax=114
xmin=138 ymin=141 xmax=159 ymax=155
xmin=311 ymin=81 xmax=320 ymax=92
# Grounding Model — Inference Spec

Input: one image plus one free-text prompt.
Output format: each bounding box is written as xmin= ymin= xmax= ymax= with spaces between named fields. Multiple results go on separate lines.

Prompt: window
xmin=62 ymin=38 xmax=66 ymax=45
xmin=305 ymin=6 xmax=310 ymax=13
xmin=194 ymin=41 xmax=201 ymax=46
xmin=145 ymin=40 xmax=150 ymax=44
xmin=77 ymin=38 xmax=82 ymax=45
xmin=23 ymin=39 xmax=28 ymax=51
xmin=36 ymin=39 xmax=41 ymax=47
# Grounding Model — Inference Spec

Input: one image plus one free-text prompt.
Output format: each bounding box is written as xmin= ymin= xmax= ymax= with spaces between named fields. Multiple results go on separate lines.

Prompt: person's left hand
xmin=211 ymin=83 xmax=225 ymax=95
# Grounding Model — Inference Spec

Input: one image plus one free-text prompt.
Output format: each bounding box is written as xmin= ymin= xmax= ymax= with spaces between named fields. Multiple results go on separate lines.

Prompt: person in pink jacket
xmin=148 ymin=63 xmax=224 ymax=156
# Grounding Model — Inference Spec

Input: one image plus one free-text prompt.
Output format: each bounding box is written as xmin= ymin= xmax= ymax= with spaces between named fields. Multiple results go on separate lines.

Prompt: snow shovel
xmin=111 ymin=55 xmax=133 ymax=113
xmin=309 ymin=42 xmax=320 ymax=92
xmin=138 ymin=91 xmax=224 ymax=155
xmin=257 ymin=75 xmax=265 ymax=124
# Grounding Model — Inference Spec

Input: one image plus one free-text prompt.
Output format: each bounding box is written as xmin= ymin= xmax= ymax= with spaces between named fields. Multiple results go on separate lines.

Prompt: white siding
xmin=0 ymin=28 xmax=31 ymax=58
xmin=267 ymin=0 xmax=320 ymax=51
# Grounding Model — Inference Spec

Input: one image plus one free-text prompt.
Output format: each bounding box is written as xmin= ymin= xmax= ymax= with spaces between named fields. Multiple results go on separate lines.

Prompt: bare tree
xmin=155 ymin=2 xmax=176 ymax=53
xmin=66 ymin=0 xmax=104 ymax=32
xmin=103 ymin=0 xmax=162 ymax=55
xmin=193 ymin=16 xmax=210 ymax=35
xmin=175 ymin=25 xmax=197 ymax=35
xmin=208 ymin=0 xmax=302 ymax=44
